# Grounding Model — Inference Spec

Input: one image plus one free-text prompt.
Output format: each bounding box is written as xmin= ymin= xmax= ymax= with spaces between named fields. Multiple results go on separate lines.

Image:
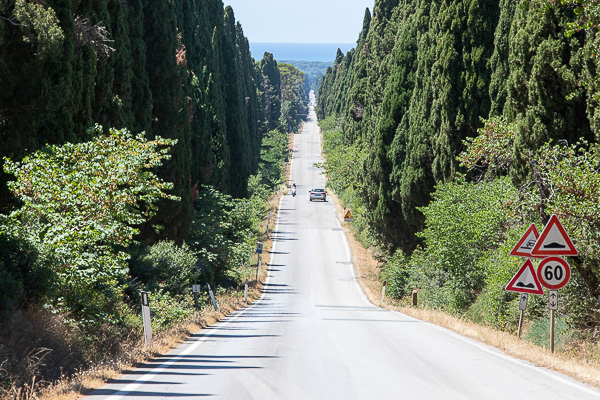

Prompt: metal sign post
xmin=140 ymin=291 xmax=152 ymax=347
xmin=549 ymin=290 xmax=558 ymax=353
xmin=256 ymin=254 xmax=261 ymax=282
xmin=517 ymin=293 xmax=528 ymax=339
xmin=192 ymin=284 xmax=201 ymax=312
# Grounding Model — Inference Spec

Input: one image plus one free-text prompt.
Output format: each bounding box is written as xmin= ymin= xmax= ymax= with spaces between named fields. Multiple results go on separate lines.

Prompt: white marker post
xmin=207 ymin=284 xmax=218 ymax=311
xmin=381 ymin=281 xmax=387 ymax=306
xmin=140 ymin=291 xmax=152 ymax=347
xmin=244 ymin=279 xmax=249 ymax=303
xmin=256 ymin=242 xmax=263 ymax=282
xmin=517 ymin=293 xmax=528 ymax=339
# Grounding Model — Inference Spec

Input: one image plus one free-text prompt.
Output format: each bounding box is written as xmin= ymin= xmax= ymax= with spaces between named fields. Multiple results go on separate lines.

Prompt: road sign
xmin=519 ymin=293 xmax=529 ymax=311
xmin=537 ymin=256 xmax=571 ymax=289
xmin=256 ymin=241 xmax=263 ymax=254
xmin=344 ymin=209 xmax=353 ymax=221
xmin=530 ymin=214 xmax=577 ymax=257
xmin=510 ymin=223 xmax=542 ymax=258
xmin=192 ymin=284 xmax=201 ymax=293
xmin=548 ymin=290 xmax=558 ymax=310
xmin=505 ymin=259 xmax=544 ymax=295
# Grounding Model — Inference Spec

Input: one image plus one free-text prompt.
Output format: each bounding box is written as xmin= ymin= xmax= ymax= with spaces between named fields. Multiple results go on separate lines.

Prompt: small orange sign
xmin=344 ymin=210 xmax=353 ymax=221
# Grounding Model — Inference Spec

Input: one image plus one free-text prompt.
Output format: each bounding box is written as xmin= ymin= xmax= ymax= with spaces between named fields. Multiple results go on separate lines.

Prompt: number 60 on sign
xmin=536 ymin=257 xmax=571 ymax=290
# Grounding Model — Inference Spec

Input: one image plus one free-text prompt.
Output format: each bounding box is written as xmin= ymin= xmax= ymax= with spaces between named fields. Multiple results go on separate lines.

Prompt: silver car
xmin=309 ymin=188 xmax=326 ymax=202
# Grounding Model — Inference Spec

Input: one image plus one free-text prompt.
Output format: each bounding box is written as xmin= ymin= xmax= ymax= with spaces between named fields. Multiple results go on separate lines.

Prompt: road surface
xmin=87 ymin=92 xmax=600 ymax=400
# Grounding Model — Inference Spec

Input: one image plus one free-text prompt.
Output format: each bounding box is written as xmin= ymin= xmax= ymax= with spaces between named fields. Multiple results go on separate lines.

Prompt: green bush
xmin=188 ymin=186 xmax=259 ymax=286
xmin=381 ymin=249 xmax=410 ymax=299
xmin=129 ymin=241 xmax=197 ymax=296
xmin=407 ymin=175 xmax=517 ymax=312
xmin=148 ymin=289 xmax=194 ymax=332
xmin=0 ymin=229 xmax=51 ymax=314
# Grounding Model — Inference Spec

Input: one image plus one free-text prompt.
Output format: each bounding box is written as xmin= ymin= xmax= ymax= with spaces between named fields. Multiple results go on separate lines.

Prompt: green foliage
xmin=0 ymin=228 xmax=49 ymax=314
xmin=402 ymin=176 xmax=517 ymax=312
xmin=465 ymin=231 xmax=532 ymax=330
xmin=129 ymin=241 xmax=198 ymax=296
xmin=188 ymin=186 xmax=259 ymax=285
xmin=280 ymin=60 xmax=331 ymax=92
xmin=148 ymin=289 xmax=194 ymax=332
xmin=2 ymin=125 xmax=178 ymax=321
xmin=381 ymin=250 xmax=410 ymax=298
xmin=257 ymin=129 xmax=289 ymax=189
xmin=458 ymin=116 xmax=516 ymax=178
xmin=525 ymin=315 xmax=577 ymax=351
xmin=12 ymin=0 xmax=64 ymax=55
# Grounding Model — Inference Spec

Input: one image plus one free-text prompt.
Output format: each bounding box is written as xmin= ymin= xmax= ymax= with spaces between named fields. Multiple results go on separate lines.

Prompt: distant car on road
xmin=309 ymin=188 xmax=326 ymax=202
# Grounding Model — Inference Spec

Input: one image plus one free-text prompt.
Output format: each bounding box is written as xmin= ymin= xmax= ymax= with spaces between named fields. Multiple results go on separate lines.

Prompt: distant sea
xmin=250 ymin=42 xmax=355 ymax=62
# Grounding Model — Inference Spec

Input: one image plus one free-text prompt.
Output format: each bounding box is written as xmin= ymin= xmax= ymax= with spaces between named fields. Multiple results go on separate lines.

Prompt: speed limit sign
xmin=537 ymin=257 xmax=571 ymax=289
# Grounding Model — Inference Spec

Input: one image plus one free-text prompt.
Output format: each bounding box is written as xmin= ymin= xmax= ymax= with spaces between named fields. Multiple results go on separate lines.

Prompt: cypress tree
xmin=505 ymin=3 xmax=592 ymax=183
xmin=140 ymin=0 xmax=191 ymax=241
xmin=223 ymin=6 xmax=249 ymax=197
xmin=259 ymin=52 xmax=281 ymax=131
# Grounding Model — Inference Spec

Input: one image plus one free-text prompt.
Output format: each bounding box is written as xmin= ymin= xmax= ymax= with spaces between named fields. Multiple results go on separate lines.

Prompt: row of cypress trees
xmin=0 ymin=0 xmax=284 ymax=242
xmin=317 ymin=0 xmax=597 ymax=253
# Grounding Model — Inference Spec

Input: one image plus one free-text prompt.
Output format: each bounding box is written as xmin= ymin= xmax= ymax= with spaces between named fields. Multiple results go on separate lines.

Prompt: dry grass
xmin=34 ymin=284 xmax=266 ymax=400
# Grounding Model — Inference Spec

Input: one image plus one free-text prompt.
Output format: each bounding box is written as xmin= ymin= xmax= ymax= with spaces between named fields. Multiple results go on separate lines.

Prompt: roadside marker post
xmin=549 ymin=290 xmax=558 ymax=353
xmin=244 ymin=279 xmax=249 ymax=303
xmin=256 ymin=242 xmax=263 ymax=282
xmin=207 ymin=283 xmax=218 ymax=311
xmin=192 ymin=284 xmax=201 ymax=312
xmin=140 ymin=291 xmax=152 ymax=347
xmin=381 ymin=281 xmax=386 ymax=306
xmin=517 ymin=293 xmax=528 ymax=339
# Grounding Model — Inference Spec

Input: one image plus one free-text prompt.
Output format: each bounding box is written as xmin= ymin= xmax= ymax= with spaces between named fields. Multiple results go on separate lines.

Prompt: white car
xmin=309 ymin=188 xmax=326 ymax=202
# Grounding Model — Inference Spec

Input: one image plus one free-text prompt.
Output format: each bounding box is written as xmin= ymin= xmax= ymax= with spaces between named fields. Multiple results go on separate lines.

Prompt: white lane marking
xmin=103 ymin=195 xmax=286 ymax=400
xmin=392 ymin=310 xmax=600 ymax=398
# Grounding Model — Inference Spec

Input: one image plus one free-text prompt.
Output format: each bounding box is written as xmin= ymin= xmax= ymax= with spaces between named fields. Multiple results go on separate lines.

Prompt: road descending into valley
xmin=87 ymin=93 xmax=600 ymax=400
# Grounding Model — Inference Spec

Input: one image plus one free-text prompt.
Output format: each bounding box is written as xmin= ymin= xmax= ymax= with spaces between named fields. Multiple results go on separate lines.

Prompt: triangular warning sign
xmin=344 ymin=210 xmax=353 ymax=220
xmin=530 ymin=214 xmax=577 ymax=257
xmin=506 ymin=259 xmax=544 ymax=295
xmin=510 ymin=223 xmax=543 ymax=258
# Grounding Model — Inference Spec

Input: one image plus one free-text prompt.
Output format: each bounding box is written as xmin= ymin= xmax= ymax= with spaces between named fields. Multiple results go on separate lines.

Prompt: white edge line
xmin=103 ymin=195 xmax=286 ymax=399
xmin=392 ymin=310 xmax=600 ymax=398
xmin=333 ymin=199 xmax=599 ymax=397
xmin=337 ymin=216 xmax=372 ymax=307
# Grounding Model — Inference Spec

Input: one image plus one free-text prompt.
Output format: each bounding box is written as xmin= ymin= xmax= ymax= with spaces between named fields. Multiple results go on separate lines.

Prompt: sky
xmin=223 ymin=0 xmax=375 ymax=44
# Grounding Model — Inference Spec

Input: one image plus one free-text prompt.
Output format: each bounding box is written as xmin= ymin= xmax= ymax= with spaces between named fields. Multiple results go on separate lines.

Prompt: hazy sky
xmin=223 ymin=0 xmax=375 ymax=43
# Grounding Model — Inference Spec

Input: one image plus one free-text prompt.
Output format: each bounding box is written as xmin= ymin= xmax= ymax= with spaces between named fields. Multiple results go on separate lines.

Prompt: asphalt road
xmin=87 ymin=93 xmax=600 ymax=400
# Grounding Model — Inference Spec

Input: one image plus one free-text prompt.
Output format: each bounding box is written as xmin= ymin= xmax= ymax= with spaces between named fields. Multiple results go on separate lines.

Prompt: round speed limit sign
xmin=537 ymin=257 xmax=571 ymax=289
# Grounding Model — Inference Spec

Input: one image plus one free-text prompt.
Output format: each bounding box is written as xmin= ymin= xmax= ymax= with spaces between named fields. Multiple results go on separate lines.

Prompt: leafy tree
xmin=2 ymin=125 xmax=178 ymax=320
xmin=259 ymin=52 xmax=281 ymax=131
xmin=187 ymin=186 xmax=259 ymax=285
xmin=409 ymin=176 xmax=517 ymax=312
